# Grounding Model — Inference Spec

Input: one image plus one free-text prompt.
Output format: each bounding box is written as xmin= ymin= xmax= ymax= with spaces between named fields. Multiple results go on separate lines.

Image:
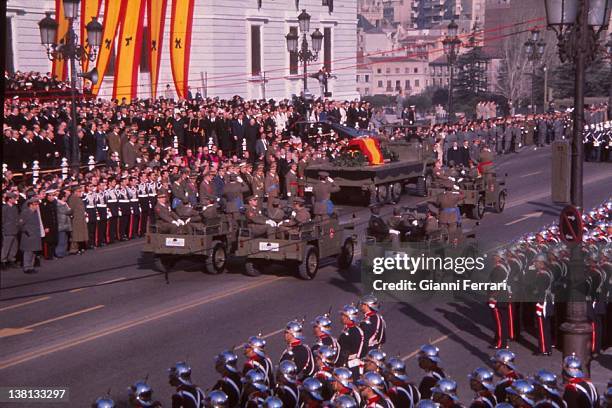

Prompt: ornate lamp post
xmin=524 ymin=29 xmax=546 ymax=114
xmin=38 ymin=0 xmax=102 ymax=172
xmin=544 ymin=0 xmax=610 ymax=376
xmin=286 ymin=9 xmax=324 ymax=96
xmin=606 ymin=35 xmax=612 ymax=118
xmin=442 ymin=20 xmax=461 ymax=123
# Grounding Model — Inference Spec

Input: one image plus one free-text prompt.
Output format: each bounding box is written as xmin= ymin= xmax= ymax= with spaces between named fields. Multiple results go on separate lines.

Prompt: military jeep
xmin=234 ymin=218 xmax=357 ymax=280
xmin=143 ymin=215 xmax=236 ymax=277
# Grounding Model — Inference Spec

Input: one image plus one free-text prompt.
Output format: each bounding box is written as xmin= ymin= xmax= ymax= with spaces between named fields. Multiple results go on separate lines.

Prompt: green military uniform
xmin=436 ymin=190 xmax=463 ymax=236
xmin=312 ymin=172 xmax=340 ymax=219
xmin=245 ymin=198 xmax=274 ymax=238
xmin=154 ymin=198 xmax=181 ymax=233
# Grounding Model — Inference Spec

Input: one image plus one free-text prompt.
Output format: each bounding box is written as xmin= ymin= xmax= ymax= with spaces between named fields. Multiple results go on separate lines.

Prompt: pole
xmin=543 ymin=65 xmax=548 ymax=110
xmin=261 ymin=71 xmax=267 ymax=100
xmin=570 ymin=1 xmax=586 ymax=209
xmin=531 ymin=63 xmax=536 ymax=114
xmin=68 ymin=19 xmax=80 ymax=174
xmin=448 ymin=63 xmax=454 ymax=123
xmin=302 ymin=34 xmax=308 ymax=94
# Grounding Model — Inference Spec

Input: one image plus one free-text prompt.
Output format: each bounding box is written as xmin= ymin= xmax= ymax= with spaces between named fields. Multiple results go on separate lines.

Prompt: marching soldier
xmin=363 ymin=349 xmax=386 ymax=374
xmin=313 ymin=346 xmax=337 ymax=401
xmin=252 ymin=165 xmax=266 ymax=208
xmin=243 ymin=335 xmax=275 ymax=387
xmin=337 ymin=304 xmax=366 ymax=378
xmin=506 ymin=380 xmax=537 ymax=408
xmin=431 ymin=379 xmax=462 ymax=408
xmin=357 ymin=372 xmax=395 ymax=408
xmin=586 ymin=257 xmax=606 ymax=356
xmin=491 ymin=350 xmax=523 ymax=404
xmin=385 ymin=357 xmax=421 ymax=408
xmin=300 ymin=377 xmax=326 ymax=407
xmin=359 ymin=294 xmax=386 ymax=352
xmin=241 ymin=369 xmax=271 ymax=408
xmin=417 ymin=344 xmax=446 ymax=400
xmin=533 ymin=370 xmax=565 ymax=408
xmin=168 ymin=361 xmax=205 ymax=408
xmin=205 ymin=391 xmax=229 ymax=408
xmin=275 ymin=360 xmax=301 ymax=408
xmin=331 ymin=368 xmax=362 ymax=406
xmin=91 ymin=397 xmax=116 ymax=408
xmin=468 ymin=368 xmax=497 ymax=408
xmin=212 ymin=350 xmax=242 ymax=408
xmin=311 ymin=314 xmax=340 ymax=359
xmin=533 ymin=254 xmax=554 ymax=356
xmin=128 ymin=381 xmax=162 ymax=407
xmin=279 ymin=320 xmax=315 ymax=380
xmin=561 ymin=354 xmax=598 ymax=408
xmin=488 ymin=250 xmax=513 ymax=349
xmin=313 ymin=171 xmax=340 ymax=220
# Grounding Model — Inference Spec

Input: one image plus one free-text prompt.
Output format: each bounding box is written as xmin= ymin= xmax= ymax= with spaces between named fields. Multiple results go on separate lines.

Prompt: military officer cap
xmin=246 ymin=195 xmax=258 ymax=202
xmin=318 ymin=171 xmax=330 ymax=178
xmin=26 ymin=197 xmax=41 ymax=205
xmin=271 ymin=198 xmax=281 ymax=206
xmin=4 ymin=192 xmax=17 ymax=200
xmin=293 ymin=197 xmax=305 ymax=205
xmin=157 ymin=189 xmax=169 ymax=198
xmin=229 ymin=173 xmax=238 ymax=181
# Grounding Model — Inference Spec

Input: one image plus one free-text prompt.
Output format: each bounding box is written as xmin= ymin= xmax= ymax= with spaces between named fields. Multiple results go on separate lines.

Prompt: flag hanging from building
xmin=147 ymin=0 xmax=168 ymax=99
xmin=113 ymin=0 xmax=146 ymax=101
xmin=80 ymin=0 xmax=102 ymax=74
xmin=52 ymin=0 xmax=69 ymax=81
xmin=170 ymin=0 xmax=195 ymax=99
xmin=92 ymin=0 xmax=124 ymax=96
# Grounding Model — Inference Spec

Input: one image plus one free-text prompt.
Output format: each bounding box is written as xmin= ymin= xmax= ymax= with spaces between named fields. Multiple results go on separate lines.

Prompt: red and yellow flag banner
xmin=92 ymin=0 xmax=124 ymax=96
xmin=170 ymin=0 xmax=195 ymax=99
xmin=348 ymin=137 xmax=384 ymax=165
xmin=52 ymin=0 xmax=69 ymax=81
xmin=113 ymin=0 xmax=146 ymax=102
xmin=147 ymin=0 xmax=168 ymax=99
xmin=80 ymin=0 xmax=102 ymax=74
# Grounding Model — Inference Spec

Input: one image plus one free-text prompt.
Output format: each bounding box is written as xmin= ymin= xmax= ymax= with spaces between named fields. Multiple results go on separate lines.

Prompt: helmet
xmin=365 ymin=349 xmax=387 ymax=368
xmin=315 ymin=345 xmax=338 ymax=366
xmin=340 ymin=304 xmax=360 ymax=323
xmin=533 ymin=369 xmax=559 ymax=396
xmin=215 ymin=350 xmax=239 ymax=374
xmin=333 ymin=367 xmax=354 ymax=388
xmin=562 ymin=353 xmax=584 ymax=378
xmin=242 ymin=369 xmax=269 ymax=392
xmin=245 ymin=335 xmax=267 ymax=358
xmin=91 ymin=397 xmax=115 ymax=408
xmin=302 ymin=377 xmax=324 ymax=401
xmin=285 ymin=320 xmax=305 ymax=341
xmin=385 ymin=357 xmax=409 ymax=382
xmin=205 ymin=390 xmax=228 ymax=408
xmin=277 ymin=360 xmax=298 ymax=384
xmin=418 ymin=344 xmax=441 ymax=363
xmin=262 ymin=396 xmax=284 ymax=408
xmin=468 ymin=367 xmax=495 ymax=392
xmin=534 ymin=253 xmax=547 ymax=263
xmin=356 ymin=371 xmax=386 ymax=391
xmin=168 ymin=361 xmax=193 ymax=386
xmin=333 ymin=395 xmax=358 ymax=408
xmin=505 ymin=380 xmax=536 ymax=406
xmin=128 ymin=381 xmax=155 ymax=408
xmin=490 ymin=349 xmax=516 ymax=370
xmin=495 ymin=403 xmax=514 ymax=408
xmin=431 ymin=379 xmax=458 ymax=401
xmin=416 ymin=400 xmax=441 ymax=408
xmin=312 ymin=315 xmax=333 ymax=335
xmin=360 ymin=294 xmax=380 ymax=312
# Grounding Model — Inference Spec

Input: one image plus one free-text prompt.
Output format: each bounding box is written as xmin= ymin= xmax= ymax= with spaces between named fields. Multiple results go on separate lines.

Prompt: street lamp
xmin=606 ymin=35 xmax=612 ymax=119
xmin=442 ymin=19 xmax=461 ymax=123
xmin=38 ymin=0 xmax=102 ymax=172
xmin=524 ymin=29 xmax=546 ymax=114
xmin=544 ymin=0 xmax=611 ymax=377
xmin=286 ymin=10 xmax=323 ymax=95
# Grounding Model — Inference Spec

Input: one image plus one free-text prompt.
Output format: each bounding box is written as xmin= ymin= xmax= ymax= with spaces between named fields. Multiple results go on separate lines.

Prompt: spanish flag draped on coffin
xmin=348 ymin=137 xmax=384 ymax=165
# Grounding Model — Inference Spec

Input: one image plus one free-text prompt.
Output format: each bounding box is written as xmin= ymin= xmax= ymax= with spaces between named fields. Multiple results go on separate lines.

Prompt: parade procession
xmin=1 ymin=0 xmax=612 ymax=407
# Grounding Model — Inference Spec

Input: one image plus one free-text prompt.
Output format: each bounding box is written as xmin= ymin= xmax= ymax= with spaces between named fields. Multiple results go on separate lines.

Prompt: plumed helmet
xmin=262 ymin=396 xmax=284 ymax=408
xmin=302 ymin=377 xmax=324 ymax=401
xmin=315 ymin=345 xmax=338 ymax=366
xmin=468 ymin=367 xmax=495 ymax=392
xmin=431 ymin=379 xmax=458 ymax=400
xmin=91 ymin=397 xmax=115 ymax=408
xmin=277 ymin=360 xmax=298 ymax=384
xmin=416 ymin=400 xmax=441 ymax=408
xmin=168 ymin=361 xmax=193 ymax=386
xmin=356 ymin=371 xmax=386 ymax=391
xmin=333 ymin=395 xmax=359 ymax=408
xmin=242 ymin=369 xmax=269 ymax=393
xmin=418 ymin=344 xmax=441 ymax=363
xmin=505 ymin=380 xmax=536 ymax=406
xmin=285 ymin=320 xmax=305 ymax=341
xmin=360 ymin=294 xmax=380 ymax=312
xmin=494 ymin=403 xmax=514 ymax=408
xmin=246 ymin=335 xmax=267 ymax=357
xmin=340 ymin=304 xmax=360 ymax=322
xmin=562 ymin=353 xmax=584 ymax=379
xmin=333 ymin=367 xmax=354 ymax=388
xmin=215 ymin=350 xmax=239 ymax=374
xmin=365 ymin=349 xmax=387 ymax=368
xmin=312 ymin=315 xmax=333 ymax=335
xmin=533 ymin=369 xmax=560 ymax=396
xmin=128 ymin=381 xmax=155 ymax=407
xmin=205 ymin=390 xmax=228 ymax=408
xmin=490 ymin=349 xmax=516 ymax=370
xmin=385 ymin=357 xmax=409 ymax=382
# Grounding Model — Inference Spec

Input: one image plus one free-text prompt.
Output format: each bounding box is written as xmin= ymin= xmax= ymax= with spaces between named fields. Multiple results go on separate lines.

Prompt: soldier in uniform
xmin=367 ymin=203 xmax=390 ymax=243
xmin=91 ymin=396 xmax=116 ymax=408
xmin=137 ymin=174 xmax=150 ymax=237
xmin=84 ymin=184 xmax=98 ymax=248
xmin=337 ymin=304 xmax=366 ymax=378
xmin=128 ymin=381 xmax=162 ymax=407
xmin=199 ymin=172 xmax=216 ymax=205
xmin=106 ymin=178 xmax=119 ymax=242
xmin=245 ymin=196 xmax=275 ymax=238
xmin=285 ymin=162 xmax=299 ymax=205
xmin=533 ymin=254 xmax=554 ymax=356
xmin=300 ymin=377 xmax=326 ymax=407
xmin=267 ymin=198 xmax=286 ymax=223
xmin=468 ymin=368 xmax=497 ymax=408
xmin=312 ymin=314 xmax=340 ymax=359
xmin=331 ymin=368 xmax=362 ymax=406
xmin=585 ymin=257 xmax=607 ymax=356
xmin=313 ymin=171 xmax=340 ymax=220
xmin=417 ymin=344 xmax=446 ymax=400
xmin=436 ymin=187 xmax=464 ymax=238
xmin=488 ymin=250 xmax=513 ymax=349
xmin=243 ymin=335 xmax=275 ymax=387
xmin=168 ymin=361 xmax=205 ymax=408
xmin=264 ymin=165 xmax=280 ymax=212
xmin=274 ymin=360 xmax=301 ymax=408
xmin=363 ymin=349 xmax=386 ymax=374
xmin=357 ymin=372 xmax=395 ymax=408
xmin=313 ymin=346 xmax=338 ymax=401
xmin=252 ymin=165 xmax=266 ymax=209
xmin=223 ymin=173 xmax=249 ymax=222
xmin=431 ymin=379 xmax=463 ymax=408
xmin=95 ymin=181 xmax=109 ymax=246
xmin=128 ymin=177 xmax=141 ymax=239
xmin=359 ymin=294 xmax=386 ymax=352
xmin=205 ymin=391 xmax=229 ymax=408
xmin=278 ymin=198 xmax=311 ymax=235
xmin=241 ymin=369 xmax=271 ymax=408
xmin=385 ymin=357 xmax=421 ymax=408
xmin=491 ymin=350 xmax=523 ymax=404
xmin=154 ymin=191 xmax=183 ymax=233
xmin=506 ymin=380 xmax=537 ymax=408
xmin=279 ymin=320 xmax=315 ymax=380
xmin=532 ymin=370 xmax=565 ymax=408
xmin=561 ymin=354 xmax=598 ymax=408
xmin=118 ymin=177 xmax=131 ymax=240
xmin=212 ymin=350 xmax=242 ymax=408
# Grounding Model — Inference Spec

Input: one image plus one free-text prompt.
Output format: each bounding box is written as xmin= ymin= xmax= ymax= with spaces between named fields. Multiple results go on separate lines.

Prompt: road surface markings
xmin=0 ymin=305 xmax=105 ymax=338
xmin=504 ymin=211 xmax=543 ymax=226
xmin=69 ymin=277 xmax=128 ymax=294
xmin=0 ymin=276 xmax=284 ymax=370
xmin=235 ymin=327 xmax=287 ymax=349
xmin=400 ymin=329 xmax=462 ymax=361
xmin=0 ymin=296 xmax=51 ymax=312
xmin=520 ymin=171 xmax=542 ymax=178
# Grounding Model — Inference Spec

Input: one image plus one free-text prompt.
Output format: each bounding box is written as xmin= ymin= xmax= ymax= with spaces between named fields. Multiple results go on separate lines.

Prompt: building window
xmin=386 ymin=80 xmax=391 ymax=89
xmin=140 ymin=26 xmax=150 ymax=73
xmin=365 ymin=87 xmax=369 ymax=95
xmin=5 ymin=17 xmax=14 ymax=73
xmin=395 ymin=80 xmax=400 ymax=89
xmin=365 ymin=74 xmax=369 ymax=83
xmin=405 ymin=79 xmax=410 ymax=89
xmin=357 ymin=87 xmax=361 ymax=93
xmin=426 ymin=79 xmax=429 ymax=86
xmin=377 ymin=80 xmax=383 ymax=87
xmin=405 ymin=67 xmax=409 ymax=74
xmin=386 ymin=67 xmax=390 ymax=74
xmin=415 ymin=79 xmax=420 ymax=87
xmin=289 ymin=26 xmax=298 ymax=75
xmin=395 ymin=67 xmax=400 ymax=74
xmin=356 ymin=75 xmax=360 ymax=83
xmin=377 ymin=68 xmax=382 ymax=74
xmin=324 ymin=27 xmax=332 ymax=71
xmin=251 ymin=25 xmax=262 ymax=76
xmin=414 ymin=67 xmax=418 ymax=73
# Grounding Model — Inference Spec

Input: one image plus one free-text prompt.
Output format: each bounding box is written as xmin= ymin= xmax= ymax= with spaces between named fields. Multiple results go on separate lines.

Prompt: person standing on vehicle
xmin=313 ymin=171 xmax=340 ymax=220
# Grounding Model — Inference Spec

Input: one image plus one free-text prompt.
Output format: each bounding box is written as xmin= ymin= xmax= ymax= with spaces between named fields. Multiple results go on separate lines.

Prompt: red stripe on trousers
xmin=493 ymin=309 xmax=502 ymax=348
xmin=537 ymin=316 xmax=546 ymax=353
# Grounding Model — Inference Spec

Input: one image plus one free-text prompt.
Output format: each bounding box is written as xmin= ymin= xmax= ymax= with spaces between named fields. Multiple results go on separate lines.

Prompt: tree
xmin=455 ymin=48 xmax=489 ymax=99
xmin=549 ymin=58 xmax=612 ymax=99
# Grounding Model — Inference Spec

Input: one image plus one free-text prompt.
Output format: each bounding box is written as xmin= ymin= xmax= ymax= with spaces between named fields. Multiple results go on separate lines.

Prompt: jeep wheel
xmin=203 ymin=241 xmax=227 ymax=274
xmin=391 ymin=182 xmax=402 ymax=202
xmin=154 ymin=255 xmax=176 ymax=273
xmin=297 ymin=245 xmax=319 ymax=280
xmin=470 ymin=196 xmax=486 ymax=220
xmin=494 ymin=190 xmax=507 ymax=213
xmin=376 ymin=185 xmax=389 ymax=203
xmin=416 ymin=175 xmax=429 ymax=197
xmin=337 ymin=238 xmax=354 ymax=270
xmin=244 ymin=260 xmax=262 ymax=277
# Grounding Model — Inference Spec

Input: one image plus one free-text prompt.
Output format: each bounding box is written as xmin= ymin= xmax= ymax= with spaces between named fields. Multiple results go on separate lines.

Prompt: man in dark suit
xmin=217 ymin=112 xmax=233 ymax=154
xmin=255 ymin=133 xmax=268 ymax=160
xmin=231 ymin=113 xmax=247 ymax=155
xmin=19 ymin=197 xmax=43 ymax=274
xmin=4 ymin=129 xmax=22 ymax=170
xmin=121 ymin=133 xmax=139 ymax=169
xmin=245 ymin=118 xmax=259 ymax=159
xmin=204 ymin=111 xmax=219 ymax=147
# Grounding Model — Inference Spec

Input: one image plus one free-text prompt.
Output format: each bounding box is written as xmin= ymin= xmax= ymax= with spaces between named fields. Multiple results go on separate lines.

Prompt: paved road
xmin=1 ymin=147 xmax=610 ymax=407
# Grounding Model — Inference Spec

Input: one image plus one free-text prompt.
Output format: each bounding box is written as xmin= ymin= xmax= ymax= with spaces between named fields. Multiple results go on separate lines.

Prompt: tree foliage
xmin=549 ymin=59 xmax=612 ymax=99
